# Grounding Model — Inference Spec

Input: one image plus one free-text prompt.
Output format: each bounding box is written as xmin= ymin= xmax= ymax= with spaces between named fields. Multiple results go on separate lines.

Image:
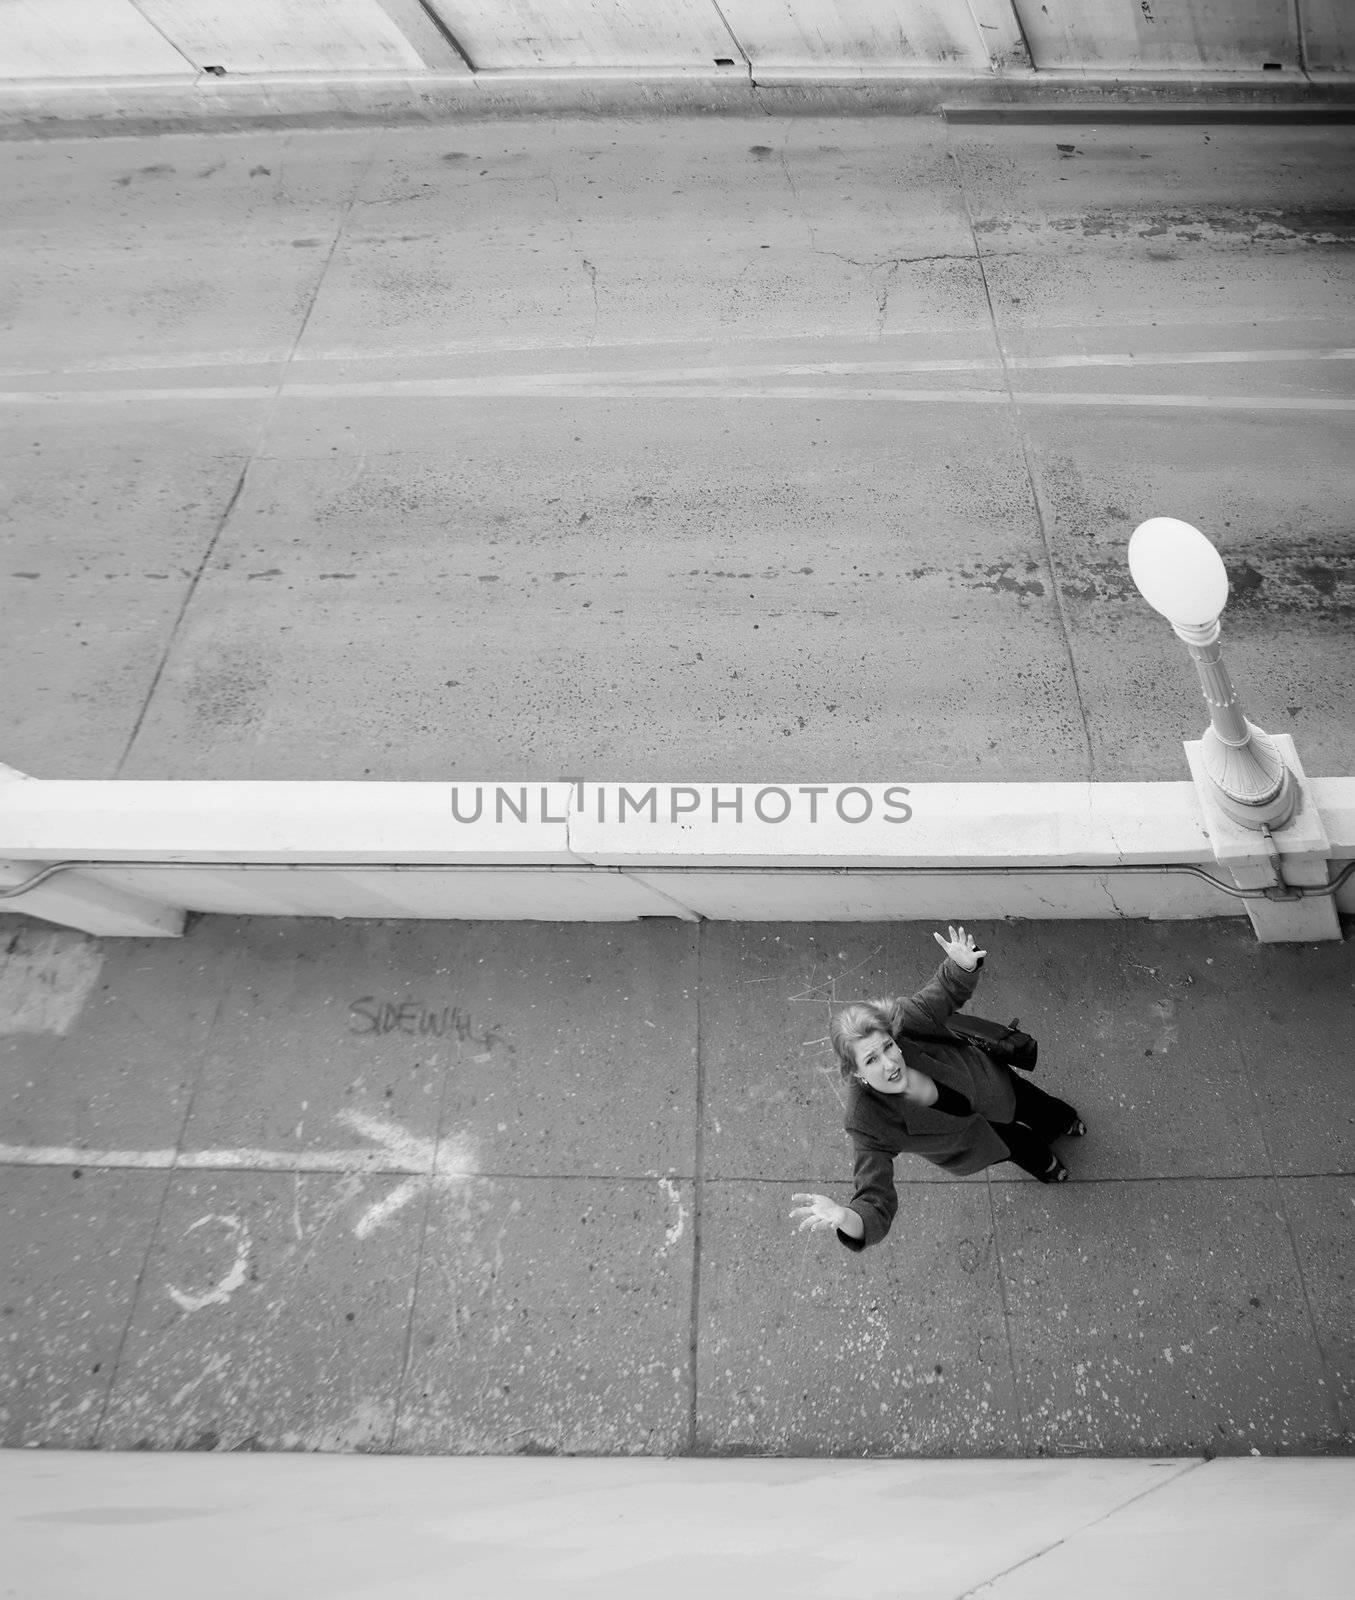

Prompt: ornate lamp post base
xmin=1172 ymin=618 xmax=1297 ymax=832
xmin=1184 ymin=733 xmax=1339 ymax=942
xmin=1197 ymin=721 xmax=1297 ymax=830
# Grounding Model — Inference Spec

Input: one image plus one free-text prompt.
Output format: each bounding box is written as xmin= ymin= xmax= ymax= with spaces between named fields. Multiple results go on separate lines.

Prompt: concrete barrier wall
xmin=1302 ymin=0 xmax=1355 ymax=73
xmin=1009 ymin=0 xmax=1299 ymax=74
xmin=0 ymin=0 xmax=1351 ymax=80
xmin=131 ymin=0 xmax=432 ymax=74
xmin=2 ymin=777 xmax=1352 ymax=932
xmin=0 ymin=0 xmax=193 ymax=79
xmin=428 ymin=0 xmax=740 ymax=69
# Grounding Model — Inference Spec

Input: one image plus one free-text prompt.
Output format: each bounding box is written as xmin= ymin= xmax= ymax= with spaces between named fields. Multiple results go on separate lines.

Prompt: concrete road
xmin=1 ymin=117 xmax=1352 ymax=783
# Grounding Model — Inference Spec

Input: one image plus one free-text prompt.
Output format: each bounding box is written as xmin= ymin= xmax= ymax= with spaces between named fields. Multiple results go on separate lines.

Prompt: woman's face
xmin=851 ymin=1029 xmax=907 ymax=1094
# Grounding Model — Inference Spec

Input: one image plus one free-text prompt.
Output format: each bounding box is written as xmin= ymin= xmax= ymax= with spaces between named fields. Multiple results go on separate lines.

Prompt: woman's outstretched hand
xmin=790 ymin=1193 xmax=848 ymax=1234
xmin=933 ymin=924 xmax=986 ymax=971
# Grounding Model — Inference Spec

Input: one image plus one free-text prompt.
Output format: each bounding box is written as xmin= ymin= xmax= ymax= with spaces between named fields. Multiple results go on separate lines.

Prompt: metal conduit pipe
xmin=3 ymin=858 xmax=1354 ymax=902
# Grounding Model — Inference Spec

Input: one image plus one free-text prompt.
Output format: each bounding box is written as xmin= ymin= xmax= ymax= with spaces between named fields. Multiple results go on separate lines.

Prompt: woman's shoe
xmin=1061 ymin=1116 xmax=1087 ymax=1139
xmin=1038 ymin=1155 xmax=1069 ymax=1184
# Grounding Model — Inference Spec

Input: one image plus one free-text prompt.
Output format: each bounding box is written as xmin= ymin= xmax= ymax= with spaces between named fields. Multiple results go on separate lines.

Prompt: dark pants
xmin=994 ymin=1070 xmax=1079 ymax=1179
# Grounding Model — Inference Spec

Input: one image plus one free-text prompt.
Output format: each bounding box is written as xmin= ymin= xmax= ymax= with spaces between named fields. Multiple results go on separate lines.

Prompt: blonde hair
xmin=829 ymin=1000 xmax=899 ymax=1082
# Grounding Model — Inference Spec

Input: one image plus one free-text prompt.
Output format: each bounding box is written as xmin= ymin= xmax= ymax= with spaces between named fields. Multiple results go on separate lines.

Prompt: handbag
xmin=903 ymin=1013 xmax=1038 ymax=1073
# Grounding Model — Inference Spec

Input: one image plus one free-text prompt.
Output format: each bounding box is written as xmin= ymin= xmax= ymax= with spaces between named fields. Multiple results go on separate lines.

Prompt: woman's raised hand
xmin=790 ymin=1193 xmax=847 ymax=1234
xmin=933 ymin=924 xmax=986 ymax=971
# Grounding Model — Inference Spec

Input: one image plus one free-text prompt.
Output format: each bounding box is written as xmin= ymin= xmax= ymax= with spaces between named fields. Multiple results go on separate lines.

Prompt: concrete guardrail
xmin=1 ymin=766 xmax=1350 ymax=942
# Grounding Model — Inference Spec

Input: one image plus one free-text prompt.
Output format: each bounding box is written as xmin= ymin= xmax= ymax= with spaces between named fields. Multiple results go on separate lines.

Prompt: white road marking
xmin=0 ymin=1107 xmax=477 ymax=1239
xmin=2 ymin=377 xmax=1350 ymax=411
xmin=0 ymin=387 xmax=275 ymax=405
xmin=1013 ymin=347 xmax=1355 ymax=368
xmin=1 ymin=344 xmax=1350 ymax=382
xmin=274 ymin=346 xmax=1355 ymax=385
xmin=1016 ymin=391 xmax=1354 ymax=411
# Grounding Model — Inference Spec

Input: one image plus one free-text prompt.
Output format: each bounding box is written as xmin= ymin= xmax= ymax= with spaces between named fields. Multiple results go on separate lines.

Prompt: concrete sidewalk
xmin=1 ymin=910 xmax=1350 ymax=1459
xmin=5 ymin=1452 xmax=1353 ymax=1599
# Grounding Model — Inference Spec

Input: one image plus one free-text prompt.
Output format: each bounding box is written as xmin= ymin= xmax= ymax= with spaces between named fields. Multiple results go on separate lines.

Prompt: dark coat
xmin=839 ymin=955 xmax=1017 ymax=1252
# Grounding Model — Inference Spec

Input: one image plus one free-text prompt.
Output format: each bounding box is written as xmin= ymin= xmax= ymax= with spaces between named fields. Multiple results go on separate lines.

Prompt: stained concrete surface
xmin=994 ymin=1181 xmax=1334 ymax=1455
xmin=1 ymin=911 xmax=1351 ymax=1459
xmin=1 ymin=118 xmax=1351 ymax=783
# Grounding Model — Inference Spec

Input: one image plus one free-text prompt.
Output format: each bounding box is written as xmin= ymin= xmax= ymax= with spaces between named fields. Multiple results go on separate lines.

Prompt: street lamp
xmin=1128 ymin=516 xmax=1296 ymax=830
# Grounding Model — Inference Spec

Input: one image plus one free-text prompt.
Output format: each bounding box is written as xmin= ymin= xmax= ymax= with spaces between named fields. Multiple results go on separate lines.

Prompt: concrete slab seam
xmin=109 ymin=127 xmax=384 ymax=779
xmin=6 ymin=1161 xmax=1350 ymax=1185
xmin=83 ymin=1165 xmax=174 ymax=1450
xmin=948 ymin=141 xmax=1097 ymax=783
xmin=89 ymin=937 xmax=245 ymax=1449
xmin=951 ymin=1456 xmax=1207 ymax=1598
xmin=1239 ymin=1034 xmax=1351 ymax=1446
xmin=284 ymin=124 xmax=387 ymax=370
xmin=111 ymin=463 xmax=249 ymax=780
xmin=773 ymin=125 xmax=814 ymax=261
xmin=688 ymin=923 xmax=707 ymax=1454
xmin=385 ymin=1034 xmax=459 ymax=1453
xmin=984 ymin=1170 xmax=1031 ymax=1458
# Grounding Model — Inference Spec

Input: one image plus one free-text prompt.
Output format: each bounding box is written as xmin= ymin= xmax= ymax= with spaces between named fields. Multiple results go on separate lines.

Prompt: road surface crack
xmin=580 ymin=257 xmax=600 ymax=346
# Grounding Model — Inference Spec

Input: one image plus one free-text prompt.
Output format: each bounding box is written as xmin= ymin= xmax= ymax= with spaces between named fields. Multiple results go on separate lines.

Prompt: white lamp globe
xmin=1127 ymin=517 xmax=1230 ymax=626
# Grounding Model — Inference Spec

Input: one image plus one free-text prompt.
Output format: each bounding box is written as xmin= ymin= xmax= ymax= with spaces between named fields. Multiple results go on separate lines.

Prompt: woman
xmin=790 ymin=925 xmax=1086 ymax=1253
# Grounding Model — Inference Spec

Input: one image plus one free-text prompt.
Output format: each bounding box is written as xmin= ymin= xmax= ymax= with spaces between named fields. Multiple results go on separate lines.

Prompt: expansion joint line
xmin=983 ymin=1173 xmax=1030 ymax=1457
xmin=951 ymin=1457 xmax=1207 ymax=1599
xmin=688 ymin=923 xmax=707 ymax=1453
xmin=948 ymin=144 xmax=1097 ymax=782
xmin=411 ymin=0 xmax=476 ymax=71
xmin=112 ymin=130 xmax=383 ymax=778
xmin=387 ymin=1041 xmax=460 ymax=1451
xmin=113 ymin=463 xmax=248 ymax=778
xmin=90 ymin=939 xmax=245 ymax=1447
xmin=1239 ymin=1037 xmax=1346 ymax=1444
xmin=706 ymin=0 xmax=754 ymax=79
xmin=774 ymin=132 xmax=818 ymax=254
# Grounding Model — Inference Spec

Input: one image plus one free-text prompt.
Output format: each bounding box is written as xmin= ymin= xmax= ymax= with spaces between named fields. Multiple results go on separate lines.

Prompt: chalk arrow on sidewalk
xmin=333 ymin=1106 xmax=475 ymax=1238
xmin=0 ymin=1107 xmax=476 ymax=1239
